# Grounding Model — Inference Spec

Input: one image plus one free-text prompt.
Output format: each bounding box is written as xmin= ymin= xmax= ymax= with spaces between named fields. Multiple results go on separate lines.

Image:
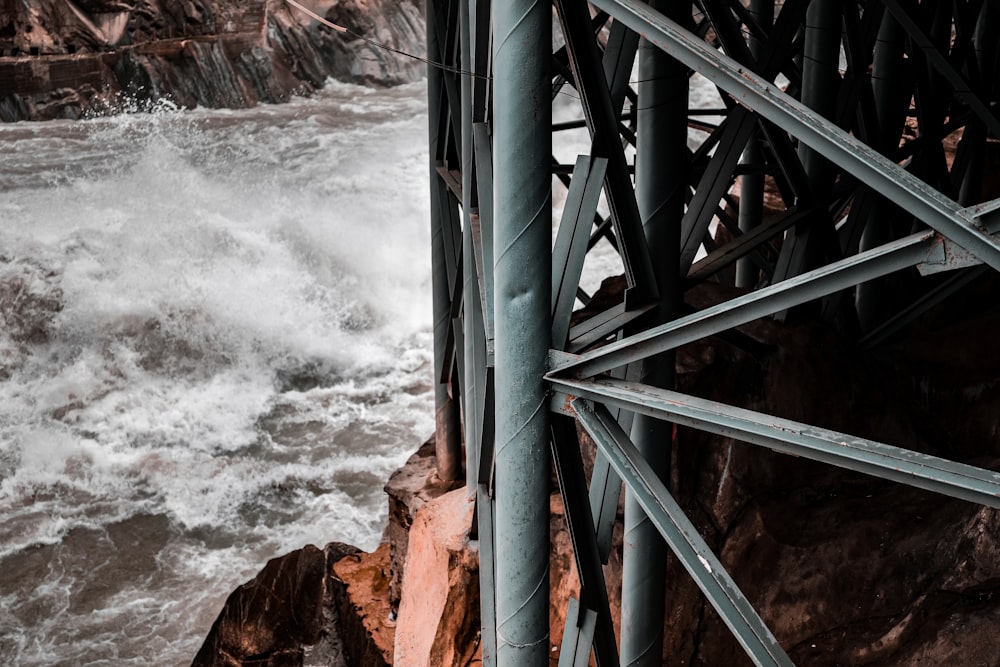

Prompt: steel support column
xmin=460 ymin=0 xmax=480 ymax=494
xmin=427 ymin=0 xmax=463 ymax=483
xmin=775 ymin=0 xmax=840 ymax=282
xmin=492 ymin=0 xmax=551 ymax=662
xmin=736 ymin=0 xmax=773 ymax=290
xmin=857 ymin=9 xmax=905 ymax=330
xmin=620 ymin=1 xmax=686 ymax=661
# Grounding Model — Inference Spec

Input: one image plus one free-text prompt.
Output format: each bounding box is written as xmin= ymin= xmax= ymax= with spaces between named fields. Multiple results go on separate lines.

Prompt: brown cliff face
xmin=192 ymin=542 xmax=362 ymax=667
xmin=0 ymin=0 xmax=425 ymax=121
xmin=654 ymin=278 xmax=1000 ymax=665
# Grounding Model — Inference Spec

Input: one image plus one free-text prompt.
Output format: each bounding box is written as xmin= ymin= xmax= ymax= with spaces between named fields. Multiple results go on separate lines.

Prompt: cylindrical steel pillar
xmin=492 ymin=0 xmax=551 ymax=663
xmin=799 ymin=0 xmax=840 ymax=189
xmin=858 ymin=9 xmax=904 ymax=329
xmin=977 ymin=0 xmax=1000 ymax=104
xmin=460 ymin=0 xmax=479 ymax=495
xmin=427 ymin=0 xmax=463 ymax=483
xmin=959 ymin=0 xmax=999 ymax=205
xmin=621 ymin=1 xmax=687 ymax=664
xmin=780 ymin=0 xmax=840 ymax=279
xmin=736 ymin=0 xmax=773 ymax=290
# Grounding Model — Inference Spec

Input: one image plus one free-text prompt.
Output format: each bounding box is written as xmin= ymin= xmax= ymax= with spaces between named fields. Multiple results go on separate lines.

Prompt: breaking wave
xmin=0 ymin=81 xmax=435 ymax=665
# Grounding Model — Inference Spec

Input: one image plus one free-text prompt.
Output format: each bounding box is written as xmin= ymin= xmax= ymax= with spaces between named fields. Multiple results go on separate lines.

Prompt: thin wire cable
xmin=283 ymin=1 xmax=797 ymax=106
xmin=284 ymin=0 xmax=491 ymax=80
xmin=284 ymin=0 xmax=620 ymax=101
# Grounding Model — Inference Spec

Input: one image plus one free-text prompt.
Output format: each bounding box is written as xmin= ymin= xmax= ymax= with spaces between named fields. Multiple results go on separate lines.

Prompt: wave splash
xmin=0 ymin=82 xmax=435 ymax=665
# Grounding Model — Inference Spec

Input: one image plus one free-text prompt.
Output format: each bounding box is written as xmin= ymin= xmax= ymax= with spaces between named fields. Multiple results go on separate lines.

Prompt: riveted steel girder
xmin=550 ymin=231 xmax=937 ymax=379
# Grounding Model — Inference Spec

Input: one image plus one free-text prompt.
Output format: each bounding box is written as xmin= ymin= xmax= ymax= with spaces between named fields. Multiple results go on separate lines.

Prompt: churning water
xmin=0 ymin=72 xmax=724 ymax=665
xmin=0 ymin=82 xmax=436 ymax=665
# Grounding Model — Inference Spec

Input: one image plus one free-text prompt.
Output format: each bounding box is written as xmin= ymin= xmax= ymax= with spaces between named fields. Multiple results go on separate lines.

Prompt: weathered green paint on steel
xmin=621 ymin=2 xmax=687 ymax=660
xmin=551 ymin=415 xmax=618 ymax=666
xmin=492 ymin=0 xmax=552 ymax=662
xmin=473 ymin=122 xmax=495 ymax=358
xmin=460 ymin=0 xmax=477 ymax=494
xmin=573 ymin=399 xmax=794 ymax=667
xmin=477 ymin=482 xmax=499 ymax=666
xmin=559 ymin=379 xmax=1000 ymax=510
xmin=427 ymin=0 xmax=462 ymax=483
xmin=551 ymin=155 xmax=608 ymax=350
xmin=550 ymin=231 xmax=936 ymax=379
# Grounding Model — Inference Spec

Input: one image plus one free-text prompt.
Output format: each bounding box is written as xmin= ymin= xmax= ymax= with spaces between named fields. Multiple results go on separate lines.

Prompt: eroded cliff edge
xmin=0 ymin=0 xmax=424 ymax=121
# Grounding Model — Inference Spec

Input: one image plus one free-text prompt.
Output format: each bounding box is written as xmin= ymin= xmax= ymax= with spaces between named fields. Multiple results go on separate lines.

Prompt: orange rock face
xmin=394 ymin=488 xmax=479 ymax=667
xmin=333 ymin=543 xmax=395 ymax=667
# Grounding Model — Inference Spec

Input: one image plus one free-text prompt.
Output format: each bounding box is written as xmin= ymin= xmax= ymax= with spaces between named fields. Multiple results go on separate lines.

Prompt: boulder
xmin=393 ymin=488 xmax=478 ymax=667
xmin=383 ymin=438 xmax=462 ymax=616
xmin=192 ymin=542 xmax=360 ymax=667
xmin=332 ymin=543 xmax=395 ymax=667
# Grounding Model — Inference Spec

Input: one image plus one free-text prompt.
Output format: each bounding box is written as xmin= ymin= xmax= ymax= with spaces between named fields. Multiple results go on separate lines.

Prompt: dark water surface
xmin=0 ymin=82 xmax=435 ymax=665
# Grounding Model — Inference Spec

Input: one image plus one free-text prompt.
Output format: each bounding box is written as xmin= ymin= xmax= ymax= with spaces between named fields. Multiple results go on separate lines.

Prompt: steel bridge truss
xmin=424 ymin=0 xmax=1000 ymax=665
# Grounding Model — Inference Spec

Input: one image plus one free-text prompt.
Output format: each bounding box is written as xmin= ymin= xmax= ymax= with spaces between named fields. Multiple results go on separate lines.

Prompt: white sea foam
xmin=0 ymin=72 xmax=724 ymax=665
xmin=0 ymin=82 xmax=435 ymax=665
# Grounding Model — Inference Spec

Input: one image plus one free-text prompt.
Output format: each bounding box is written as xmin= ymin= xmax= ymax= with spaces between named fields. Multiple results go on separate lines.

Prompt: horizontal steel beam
xmin=550 ymin=231 xmax=936 ymax=378
xmin=572 ymin=399 xmax=794 ymax=667
xmin=555 ymin=377 xmax=1000 ymax=510
xmin=589 ymin=0 xmax=1000 ymax=273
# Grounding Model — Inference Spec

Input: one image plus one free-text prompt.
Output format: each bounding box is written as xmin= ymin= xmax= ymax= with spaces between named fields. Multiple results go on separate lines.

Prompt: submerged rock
xmin=0 ymin=0 xmax=425 ymax=121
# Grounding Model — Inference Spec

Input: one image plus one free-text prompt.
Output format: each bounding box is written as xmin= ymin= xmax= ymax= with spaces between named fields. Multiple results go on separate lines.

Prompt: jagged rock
xmin=192 ymin=542 xmax=359 ymax=667
xmin=331 ymin=542 xmax=395 ymax=667
xmin=383 ymin=438 xmax=462 ymax=616
xmin=656 ymin=279 xmax=1000 ymax=664
xmin=0 ymin=0 xmax=425 ymax=122
xmin=381 ymin=447 xmax=625 ymax=665
xmin=393 ymin=488 xmax=478 ymax=667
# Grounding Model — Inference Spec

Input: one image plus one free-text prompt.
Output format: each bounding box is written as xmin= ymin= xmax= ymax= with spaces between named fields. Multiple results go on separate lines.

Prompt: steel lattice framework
xmin=424 ymin=1 xmax=1000 ymax=665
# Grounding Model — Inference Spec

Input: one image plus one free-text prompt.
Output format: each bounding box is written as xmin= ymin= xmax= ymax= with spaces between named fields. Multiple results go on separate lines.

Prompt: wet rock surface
xmin=193 ymin=542 xmax=360 ymax=667
xmin=332 ymin=543 xmax=394 ymax=667
xmin=658 ymin=277 xmax=1000 ymax=665
xmin=198 ymin=273 xmax=1000 ymax=666
xmin=0 ymin=0 xmax=425 ymax=121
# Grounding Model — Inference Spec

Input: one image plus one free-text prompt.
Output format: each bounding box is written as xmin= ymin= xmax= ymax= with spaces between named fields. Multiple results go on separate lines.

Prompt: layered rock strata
xmin=0 ymin=0 xmax=424 ymax=121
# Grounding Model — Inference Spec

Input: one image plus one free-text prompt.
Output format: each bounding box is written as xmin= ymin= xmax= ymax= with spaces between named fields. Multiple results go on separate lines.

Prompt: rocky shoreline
xmin=8 ymin=3 xmax=1000 ymax=664
xmin=0 ymin=0 xmax=425 ymax=122
xmin=193 ymin=276 xmax=1000 ymax=666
